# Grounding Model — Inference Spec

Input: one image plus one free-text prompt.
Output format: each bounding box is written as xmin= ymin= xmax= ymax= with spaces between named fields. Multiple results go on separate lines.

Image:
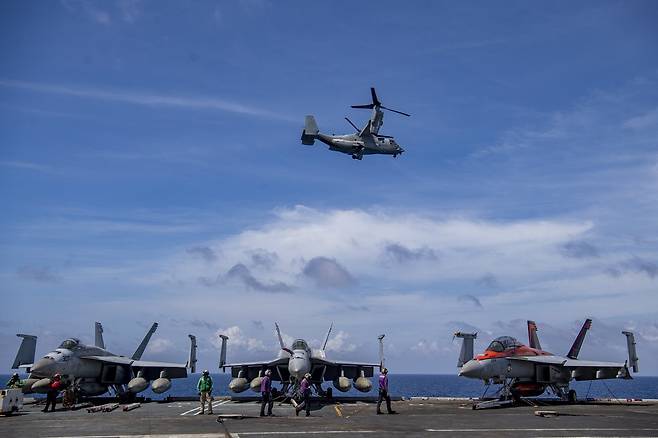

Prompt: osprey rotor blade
xmin=345 ymin=117 xmax=359 ymax=132
xmin=381 ymin=105 xmax=411 ymax=117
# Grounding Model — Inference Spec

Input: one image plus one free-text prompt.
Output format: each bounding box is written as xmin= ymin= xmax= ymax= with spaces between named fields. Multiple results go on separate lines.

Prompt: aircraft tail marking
xmin=527 ymin=320 xmax=542 ymax=350
xmin=567 ymin=318 xmax=592 ymax=359
xmin=12 ymin=334 xmax=37 ymax=370
xmin=132 ymin=322 xmax=158 ymax=360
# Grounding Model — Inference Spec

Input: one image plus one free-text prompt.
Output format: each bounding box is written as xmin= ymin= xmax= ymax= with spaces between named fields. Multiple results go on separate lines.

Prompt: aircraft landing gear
xmin=568 ymin=389 xmax=577 ymax=404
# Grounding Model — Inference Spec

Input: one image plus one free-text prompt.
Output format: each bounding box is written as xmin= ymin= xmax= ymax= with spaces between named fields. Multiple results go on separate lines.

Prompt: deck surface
xmin=2 ymin=397 xmax=657 ymax=437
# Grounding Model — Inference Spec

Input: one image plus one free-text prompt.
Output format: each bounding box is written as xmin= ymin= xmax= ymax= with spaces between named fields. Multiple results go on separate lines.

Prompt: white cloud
xmin=213 ymin=326 xmax=267 ymax=353
xmin=0 ymin=79 xmax=294 ymax=121
xmin=146 ymin=337 xmax=174 ymax=354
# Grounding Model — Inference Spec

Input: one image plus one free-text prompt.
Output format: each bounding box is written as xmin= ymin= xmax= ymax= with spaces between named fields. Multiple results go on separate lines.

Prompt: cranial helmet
xmin=265 ymin=369 xmax=272 ymax=376
xmin=12 ymin=373 xmax=19 ymax=378
xmin=203 ymin=370 xmax=209 ymax=375
xmin=382 ymin=368 xmax=388 ymax=374
xmin=54 ymin=373 xmax=61 ymax=379
xmin=305 ymin=373 xmax=311 ymax=379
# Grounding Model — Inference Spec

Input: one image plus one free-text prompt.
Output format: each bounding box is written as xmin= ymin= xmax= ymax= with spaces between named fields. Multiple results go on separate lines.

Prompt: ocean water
xmin=5 ymin=374 xmax=658 ymax=400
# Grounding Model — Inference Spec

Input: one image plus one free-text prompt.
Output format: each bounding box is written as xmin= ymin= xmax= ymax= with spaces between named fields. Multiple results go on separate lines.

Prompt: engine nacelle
xmin=128 ymin=376 xmax=149 ymax=393
xmin=151 ymin=378 xmax=171 ymax=394
xmin=31 ymin=378 xmax=53 ymax=394
xmin=333 ymin=376 xmax=352 ymax=393
xmin=229 ymin=377 xmax=249 ymax=393
xmin=250 ymin=377 xmax=263 ymax=393
xmin=78 ymin=382 xmax=108 ymax=396
xmin=354 ymin=376 xmax=372 ymax=393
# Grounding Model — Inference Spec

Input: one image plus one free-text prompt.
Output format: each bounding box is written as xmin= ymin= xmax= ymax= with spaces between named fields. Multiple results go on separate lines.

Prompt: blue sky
xmin=1 ymin=0 xmax=657 ymax=375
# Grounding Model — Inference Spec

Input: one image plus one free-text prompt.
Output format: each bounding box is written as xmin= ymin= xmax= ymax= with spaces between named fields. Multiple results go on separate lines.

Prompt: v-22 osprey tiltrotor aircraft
xmin=301 ymin=88 xmax=409 ymax=160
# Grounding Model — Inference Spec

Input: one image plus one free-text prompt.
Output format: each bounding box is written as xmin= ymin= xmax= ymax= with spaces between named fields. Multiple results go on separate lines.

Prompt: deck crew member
xmin=295 ymin=373 xmax=312 ymax=417
xmin=6 ymin=373 xmax=22 ymax=389
xmin=260 ymin=369 xmax=274 ymax=417
xmin=377 ymin=368 xmax=396 ymax=415
xmin=197 ymin=370 xmax=214 ymax=415
xmin=43 ymin=374 xmax=63 ymax=413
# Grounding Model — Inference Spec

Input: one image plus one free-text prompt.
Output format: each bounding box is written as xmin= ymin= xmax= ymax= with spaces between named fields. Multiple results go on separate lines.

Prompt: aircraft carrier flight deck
xmin=3 ymin=397 xmax=658 ymax=438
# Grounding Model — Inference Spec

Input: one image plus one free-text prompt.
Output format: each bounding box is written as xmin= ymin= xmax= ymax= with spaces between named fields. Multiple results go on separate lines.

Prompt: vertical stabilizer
xmin=132 ymin=322 xmax=158 ymax=360
xmin=378 ymin=334 xmax=386 ymax=369
xmin=301 ymin=115 xmax=319 ymax=145
xmin=527 ymin=320 xmax=542 ymax=350
xmin=322 ymin=323 xmax=334 ymax=351
xmin=219 ymin=334 xmax=228 ymax=369
xmin=12 ymin=334 xmax=37 ymax=369
xmin=567 ymin=318 xmax=592 ymax=359
xmin=95 ymin=322 xmax=105 ymax=349
xmin=274 ymin=322 xmax=285 ymax=350
xmin=622 ymin=331 xmax=639 ymax=373
xmin=454 ymin=332 xmax=477 ymax=367
xmin=187 ymin=334 xmax=197 ymax=373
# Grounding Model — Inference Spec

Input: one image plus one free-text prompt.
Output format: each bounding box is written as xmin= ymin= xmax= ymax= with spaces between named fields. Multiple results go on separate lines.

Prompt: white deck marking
xmin=427 ymin=429 xmax=658 ymax=432
xmin=179 ymin=399 xmax=230 ymax=416
xmin=49 ymin=432 xmax=379 ymax=438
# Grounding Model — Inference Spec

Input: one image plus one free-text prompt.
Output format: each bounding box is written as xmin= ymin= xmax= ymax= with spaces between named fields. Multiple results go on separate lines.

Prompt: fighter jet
xmin=301 ymin=88 xmax=409 ymax=160
xmin=219 ymin=323 xmax=382 ymax=397
xmin=455 ymin=319 xmax=638 ymax=404
xmin=11 ymin=322 xmax=197 ymax=397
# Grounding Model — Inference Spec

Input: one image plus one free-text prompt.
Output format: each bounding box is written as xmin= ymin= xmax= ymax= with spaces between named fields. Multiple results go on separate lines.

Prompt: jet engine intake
xmin=77 ymin=382 xmax=108 ymax=396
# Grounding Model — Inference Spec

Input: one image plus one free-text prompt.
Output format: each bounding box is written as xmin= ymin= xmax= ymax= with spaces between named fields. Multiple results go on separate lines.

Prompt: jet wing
xmin=81 ymin=356 xmax=188 ymax=379
xmin=223 ymin=357 xmax=289 ymax=381
xmin=509 ymin=356 xmax=630 ymax=379
xmin=312 ymin=358 xmax=379 ymax=380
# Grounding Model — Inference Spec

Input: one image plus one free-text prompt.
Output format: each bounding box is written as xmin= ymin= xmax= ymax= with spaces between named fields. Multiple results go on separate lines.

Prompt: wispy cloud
xmin=0 ymin=79 xmax=295 ymax=121
xmin=0 ymin=160 xmax=53 ymax=173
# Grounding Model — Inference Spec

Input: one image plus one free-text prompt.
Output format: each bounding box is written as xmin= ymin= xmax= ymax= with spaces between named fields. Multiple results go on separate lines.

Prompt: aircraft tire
xmin=568 ymin=389 xmax=577 ymax=404
xmin=326 ymin=387 xmax=333 ymax=400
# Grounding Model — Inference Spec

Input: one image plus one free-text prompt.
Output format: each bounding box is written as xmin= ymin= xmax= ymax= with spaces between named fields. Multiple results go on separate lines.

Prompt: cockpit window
xmin=487 ymin=336 xmax=522 ymax=353
xmin=487 ymin=336 xmax=521 ymax=352
xmin=59 ymin=338 xmax=80 ymax=350
xmin=291 ymin=339 xmax=308 ymax=350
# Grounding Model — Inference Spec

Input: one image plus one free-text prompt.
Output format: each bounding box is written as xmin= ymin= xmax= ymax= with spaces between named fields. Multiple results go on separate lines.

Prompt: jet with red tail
xmin=455 ymin=319 xmax=638 ymax=403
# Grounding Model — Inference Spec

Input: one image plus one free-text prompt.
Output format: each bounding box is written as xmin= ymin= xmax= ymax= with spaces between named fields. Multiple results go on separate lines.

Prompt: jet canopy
xmin=59 ymin=338 xmax=81 ymax=350
xmin=487 ymin=336 xmax=523 ymax=352
xmin=291 ymin=339 xmax=309 ymax=351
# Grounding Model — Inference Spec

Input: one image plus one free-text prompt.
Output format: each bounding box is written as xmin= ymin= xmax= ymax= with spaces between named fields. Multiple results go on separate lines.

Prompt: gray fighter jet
xmin=11 ymin=322 xmax=197 ymax=397
xmin=455 ymin=319 xmax=638 ymax=404
xmin=301 ymin=88 xmax=409 ymax=160
xmin=219 ymin=323 xmax=382 ymax=397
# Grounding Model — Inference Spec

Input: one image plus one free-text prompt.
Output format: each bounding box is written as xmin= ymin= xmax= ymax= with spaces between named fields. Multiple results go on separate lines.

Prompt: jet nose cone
xmin=32 ymin=357 xmax=56 ymax=376
xmin=288 ymin=358 xmax=308 ymax=380
xmin=459 ymin=359 xmax=484 ymax=379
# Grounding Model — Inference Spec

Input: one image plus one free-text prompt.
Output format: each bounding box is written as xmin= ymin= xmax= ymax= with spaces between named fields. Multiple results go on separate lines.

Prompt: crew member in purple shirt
xmin=377 ymin=368 xmax=396 ymax=414
xmin=295 ymin=373 xmax=312 ymax=417
xmin=260 ymin=369 xmax=274 ymax=417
